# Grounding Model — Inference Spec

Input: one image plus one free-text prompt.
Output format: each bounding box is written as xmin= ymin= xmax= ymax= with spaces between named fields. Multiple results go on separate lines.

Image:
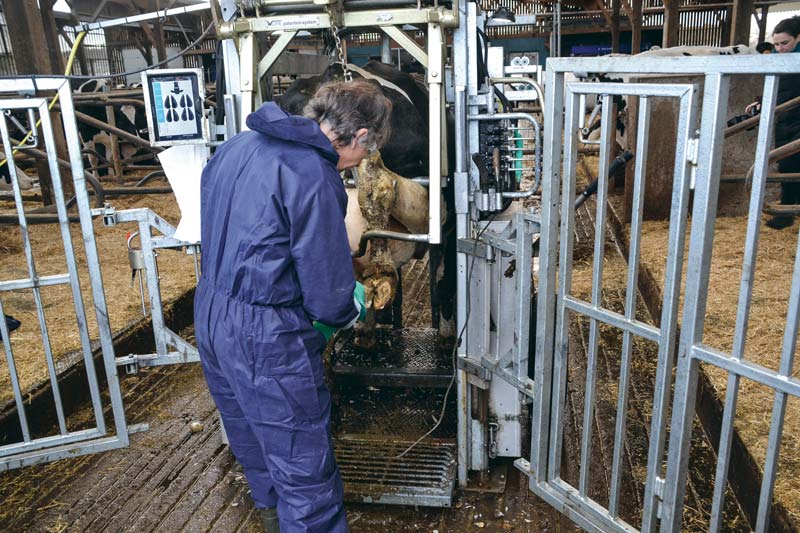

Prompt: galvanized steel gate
xmin=519 ymin=54 xmax=800 ymax=532
xmin=0 ymin=78 xmax=131 ymax=471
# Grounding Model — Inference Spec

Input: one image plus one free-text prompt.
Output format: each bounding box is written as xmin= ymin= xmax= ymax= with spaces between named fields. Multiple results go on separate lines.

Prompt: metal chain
xmin=324 ymin=4 xmax=352 ymax=82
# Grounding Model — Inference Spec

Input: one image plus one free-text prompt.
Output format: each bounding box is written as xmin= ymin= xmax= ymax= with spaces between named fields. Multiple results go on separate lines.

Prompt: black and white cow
xmin=73 ymin=79 xmax=155 ymax=178
xmin=278 ymin=61 xmax=458 ymax=338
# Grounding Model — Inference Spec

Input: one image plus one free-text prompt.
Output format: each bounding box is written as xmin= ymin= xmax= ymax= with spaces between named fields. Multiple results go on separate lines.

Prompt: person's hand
xmin=745 ymin=101 xmax=761 ymax=115
xmin=354 ymin=281 xmax=367 ymax=321
xmin=313 ymin=321 xmax=337 ymax=341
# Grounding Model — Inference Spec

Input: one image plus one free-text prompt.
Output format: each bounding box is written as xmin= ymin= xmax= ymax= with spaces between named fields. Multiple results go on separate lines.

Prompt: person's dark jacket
xmin=776 ymin=45 xmax=800 ymax=147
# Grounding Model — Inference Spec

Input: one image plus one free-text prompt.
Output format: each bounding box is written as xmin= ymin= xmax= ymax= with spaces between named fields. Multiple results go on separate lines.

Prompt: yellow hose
xmin=0 ymin=30 xmax=87 ymax=170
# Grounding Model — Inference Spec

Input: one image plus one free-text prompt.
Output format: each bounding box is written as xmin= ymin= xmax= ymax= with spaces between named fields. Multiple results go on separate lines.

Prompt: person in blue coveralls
xmin=195 ymin=79 xmax=391 ymax=533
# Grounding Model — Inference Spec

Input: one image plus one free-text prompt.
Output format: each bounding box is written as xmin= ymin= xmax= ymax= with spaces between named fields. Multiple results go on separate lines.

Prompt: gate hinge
xmin=686 ymin=137 xmax=700 ymax=166
xmin=654 ymin=476 xmax=666 ymax=518
xmin=686 ymin=136 xmax=700 ymax=190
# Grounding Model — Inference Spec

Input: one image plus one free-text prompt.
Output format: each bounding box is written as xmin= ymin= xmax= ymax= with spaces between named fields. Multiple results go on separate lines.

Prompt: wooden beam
xmin=612 ymin=0 xmax=621 ymax=52
xmin=2 ymin=0 xmax=63 ymax=205
xmin=593 ymin=0 xmax=615 ymax=29
xmin=730 ymin=0 xmax=755 ymax=45
xmin=757 ymin=5 xmax=769 ymax=43
xmin=663 ymin=0 xmax=680 ymax=47
xmin=631 ymin=0 xmax=643 ymax=53
xmin=40 ymin=0 xmax=65 ymax=74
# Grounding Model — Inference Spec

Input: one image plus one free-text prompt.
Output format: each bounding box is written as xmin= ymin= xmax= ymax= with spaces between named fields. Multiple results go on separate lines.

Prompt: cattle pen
xmin=2 ymin=1 xmax=800 ymax=533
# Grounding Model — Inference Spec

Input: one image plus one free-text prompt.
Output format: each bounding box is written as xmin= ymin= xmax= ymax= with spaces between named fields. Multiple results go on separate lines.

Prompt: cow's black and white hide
xmin=74 ymin=79 xmax=155 ymax=178
xmin=638 ymin=44 xmax=754 ymax=57
xmin=277 ymin=61 xmax=458 ymax=340
xmin=582 ymin=44 xmax=755 ymax=147
xmin=278 ymin=61 xmax=430 ymax=178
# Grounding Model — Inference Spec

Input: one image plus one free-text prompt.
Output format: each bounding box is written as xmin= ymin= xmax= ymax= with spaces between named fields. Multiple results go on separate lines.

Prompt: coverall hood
xmin=245 ymin=102 xmax=339 ymax=165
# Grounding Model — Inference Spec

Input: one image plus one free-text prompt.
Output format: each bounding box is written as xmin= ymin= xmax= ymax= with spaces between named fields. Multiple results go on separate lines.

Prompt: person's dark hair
xmin=774 ymin=15 xmax=800 ymax=38
xmin=756 ymin=41 xmax=775 ymax=53
xmin=303 ymin=80 xmax=392 ymax=152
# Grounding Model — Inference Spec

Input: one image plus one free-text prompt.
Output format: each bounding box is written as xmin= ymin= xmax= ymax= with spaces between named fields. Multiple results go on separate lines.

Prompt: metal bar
xmin=381 ymin=26 xmax=428 ymax=69
xmin=548 ymin=477 xmax=641 ymax=533
xmin=0 ymin=273 xmax=70 ymax=292
xmin=578 ymin=93 xmax=614 ymax=498
xmin=426 ymin=22 xmax=443 ymax=245
xmin=548 ymin=53 xmax=799 ymax=76
xmin=709 ymin=74 xmax=778 ymax=533
xmin=755 ymin=233 xmax=800 ymax=532
xmin=0 ymin=295 xmax=30 ymax=442
xmin=0 ymin=436 xmax=128 ymax=473
xmin=351 ymin=230 xmax=428 ymax=258
xmin=532 ymin=68 xmax=564 ymax=483
xmin=609 ymin=95 xmax=648 ymax=520
xmin=569 ymin=82 xmax=694 ymax=99
xmin=563 ymin=296 xmax=661 ymax=343
xmin=58 ymin=83 xmax=128 ymax=443
xmin=662 ymin=73 xmax=731 ymax=533
xmin=256 ymin=30 xmax=298 ymax=80
xmin=549 ymin=87 xmax=580 ymax=481
xmin=691 ymin=345 xmax=800 ymax=398
xmin=235 ymin=6 xmax=456 ymax=31
xmin=0 ymin=106 xmax=68 ymax=436
xmin=239 ymin=32 xmax=256 ymax=131
xmin=514 ymin=214 xmax=533 ymax=381
xmin=454 ymin=72 xmax=470 ymax=487
xmin=72 ymin=3 xmax=211 ymax=31
xmin=640 ymin=82 xmax=699 ymax=533
xmin=116 ymin=350 xmax=200 ymax=368
xmin=138 ymin=218 xmax=168 ymax=356
xmin=332 ymin=366 xmax=452 ymax=388
xmin=381 ymin=34 xmax=392 ymax=64
xmin=38 ymin=97 xmax=108 ymax=436
xmin=0 ymin=427 xmax=102 ymax=456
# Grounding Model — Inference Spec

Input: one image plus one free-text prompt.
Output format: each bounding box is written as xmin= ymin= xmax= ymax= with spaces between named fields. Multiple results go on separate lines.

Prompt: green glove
xmin=313 ymin=321 xmax=337 ymax=341
xmin=313 ymin=282 xmax=368 ymax=342
xmin=354 ymin=281 xmax=367 ymax=321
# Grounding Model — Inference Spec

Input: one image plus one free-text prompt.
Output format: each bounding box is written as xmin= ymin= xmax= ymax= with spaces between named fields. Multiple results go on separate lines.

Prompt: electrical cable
xmin=394 ymin=211 xmax=499 ymax=459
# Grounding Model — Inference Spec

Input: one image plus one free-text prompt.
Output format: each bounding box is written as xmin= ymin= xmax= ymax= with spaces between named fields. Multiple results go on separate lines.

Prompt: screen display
xmin=146 ymin=72 xmax=203 ymax=143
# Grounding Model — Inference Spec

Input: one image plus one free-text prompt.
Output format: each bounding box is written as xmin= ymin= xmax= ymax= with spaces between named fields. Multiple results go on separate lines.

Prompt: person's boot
xmin=766 ymin=216 xmax=794 ymax=229
xmin=257 ymin=507 xmax=280 ymax=533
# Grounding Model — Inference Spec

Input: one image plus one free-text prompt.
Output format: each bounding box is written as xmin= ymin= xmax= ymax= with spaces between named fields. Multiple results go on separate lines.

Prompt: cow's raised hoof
xmin=766 ymin=216 xmax=794 ymax=229
xmin=364 ymin=277 xmax=395 ymax=311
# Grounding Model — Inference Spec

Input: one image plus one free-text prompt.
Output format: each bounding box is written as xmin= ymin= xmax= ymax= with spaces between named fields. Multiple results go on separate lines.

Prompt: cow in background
xmin=73 ymin=79 xmax=155 ymax=178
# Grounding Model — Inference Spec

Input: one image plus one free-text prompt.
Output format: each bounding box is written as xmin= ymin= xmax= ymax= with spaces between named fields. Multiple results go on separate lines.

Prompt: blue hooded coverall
xmin=195 ymin=102 xmax=357 ymax=532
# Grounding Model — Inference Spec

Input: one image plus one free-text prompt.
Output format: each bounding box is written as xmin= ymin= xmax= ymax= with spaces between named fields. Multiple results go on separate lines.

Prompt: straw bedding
xmin=0 ymin=190 xmax=198 ymax=409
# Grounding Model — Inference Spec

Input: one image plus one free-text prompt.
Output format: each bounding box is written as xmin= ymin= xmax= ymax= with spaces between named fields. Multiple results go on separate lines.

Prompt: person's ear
xmin=354 ymin=128 xmax=369 ymax=146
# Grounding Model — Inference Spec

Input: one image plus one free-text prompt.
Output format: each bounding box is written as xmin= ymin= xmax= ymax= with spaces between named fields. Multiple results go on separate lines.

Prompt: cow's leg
xmin=357 ymin=153 xmax=400 ymax=312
